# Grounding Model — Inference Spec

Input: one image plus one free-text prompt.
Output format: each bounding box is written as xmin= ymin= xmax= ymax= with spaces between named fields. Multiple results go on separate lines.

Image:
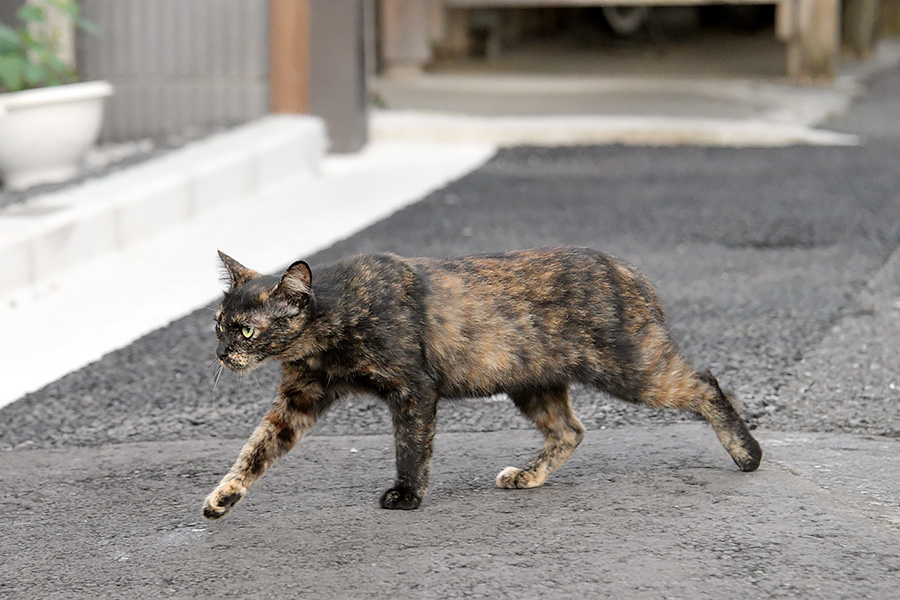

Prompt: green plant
xmin=0 ymin=0 xmax=97 ymax=93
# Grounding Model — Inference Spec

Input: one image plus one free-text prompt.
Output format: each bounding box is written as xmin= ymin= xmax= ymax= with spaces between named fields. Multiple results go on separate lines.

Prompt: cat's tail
xmin=637 ymin=333 xmax=762 ymax=472
xmin=695 ymin=370 xmax=762 ymax=472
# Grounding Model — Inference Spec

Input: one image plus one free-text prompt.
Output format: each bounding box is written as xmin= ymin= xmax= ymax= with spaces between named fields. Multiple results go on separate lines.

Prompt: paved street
xmin=3 ymin=60 xmax=900 ymax=600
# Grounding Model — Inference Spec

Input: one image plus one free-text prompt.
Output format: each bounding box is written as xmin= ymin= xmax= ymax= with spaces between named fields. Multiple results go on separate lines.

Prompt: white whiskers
xmin=209 ymin=362 xmax=225 ymax=413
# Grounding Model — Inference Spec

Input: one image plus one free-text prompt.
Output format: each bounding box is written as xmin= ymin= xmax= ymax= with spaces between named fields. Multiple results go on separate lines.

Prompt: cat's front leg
xmin=203 ymin=375 xmax=331 ymax=520
xmin=381 ymin=391 xmax=438 ymax=510
xmin=201 ymin=411 xmax=295 ymax=520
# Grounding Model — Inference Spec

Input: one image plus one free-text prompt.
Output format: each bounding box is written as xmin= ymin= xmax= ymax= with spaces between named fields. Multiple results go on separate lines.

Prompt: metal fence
xmin=77 ymin=0 xmax=270 ymax=142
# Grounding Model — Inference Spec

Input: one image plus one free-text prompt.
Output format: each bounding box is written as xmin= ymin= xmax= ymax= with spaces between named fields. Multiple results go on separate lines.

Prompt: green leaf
xmin=0 ymin=25 xmax=23 ymax=54
xmin=19 ymin=29 xmax=41 ymax=50
xmin=41 ymin=52 xmax=67 ymax=73
xmin=16 ymin=4 xmax=45 ymax=24
xmin=49 ymin=0 xmax=80 ymax=19
xmin=0 ymin=55 xmax=25 ymax=92
xmin=22 ymin=61 xmax=47 ymax=85
xmin=0 ymin=1 xmax=99 ymax=89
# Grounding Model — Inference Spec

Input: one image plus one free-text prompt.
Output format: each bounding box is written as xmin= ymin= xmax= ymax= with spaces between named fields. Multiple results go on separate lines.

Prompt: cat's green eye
xmin=241 ymin=326 xmax=254 ymax=339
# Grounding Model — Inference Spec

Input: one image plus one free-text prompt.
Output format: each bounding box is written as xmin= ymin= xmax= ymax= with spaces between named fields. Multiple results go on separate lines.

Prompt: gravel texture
xmin=4 ymin=135 xmax=900 ymax=448
xmin=5 ymin=59 xmax=900 ymax=451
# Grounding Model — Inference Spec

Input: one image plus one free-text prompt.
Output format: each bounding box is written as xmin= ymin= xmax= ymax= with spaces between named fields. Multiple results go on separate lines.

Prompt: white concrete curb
xmin=0 ymin=115 xmax=328 ymax=297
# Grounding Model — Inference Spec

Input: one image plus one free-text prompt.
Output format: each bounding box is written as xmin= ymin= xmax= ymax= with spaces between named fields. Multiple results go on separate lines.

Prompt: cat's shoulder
xmin=322 ymin=253 xmax=425 ymax=291
xmin=333 ymin=252 xmax=415 ymax=274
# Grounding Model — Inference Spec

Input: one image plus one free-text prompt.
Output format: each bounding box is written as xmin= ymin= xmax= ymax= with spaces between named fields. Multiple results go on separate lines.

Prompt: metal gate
xmin=77 ymin=0 xmax=270 ymax=142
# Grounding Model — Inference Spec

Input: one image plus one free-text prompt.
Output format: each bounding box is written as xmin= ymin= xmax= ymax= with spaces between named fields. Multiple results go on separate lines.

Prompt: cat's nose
xmin=216 ymin=343 xmax=229 ymax=362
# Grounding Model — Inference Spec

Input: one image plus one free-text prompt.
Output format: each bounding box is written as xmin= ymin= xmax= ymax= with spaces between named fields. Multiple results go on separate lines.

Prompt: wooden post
xmin=270 ymin=0 xmax=310 ymax=113
xmin=842 ymin=0 xmax=881 ymax=59
xmin=433 ymin=8 xmax=469 ymax=61
xmin=884 ymin=0 xmax=900 ymax=37
xmin=308 ymin=0 xmax=369 ymax=151
xmin=783 ymin=0 xmax=841 ymax=83
xmin=380 ymin=0 xmax=432 ymax=74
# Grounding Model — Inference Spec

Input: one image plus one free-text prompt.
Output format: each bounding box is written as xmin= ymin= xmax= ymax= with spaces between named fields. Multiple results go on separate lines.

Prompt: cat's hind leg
xmin=497 ymin=386 xmax=586 ymax=489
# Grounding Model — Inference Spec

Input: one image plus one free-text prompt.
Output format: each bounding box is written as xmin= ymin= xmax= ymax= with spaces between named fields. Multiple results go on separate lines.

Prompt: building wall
xmin=0 ymin=0 xmax=20 ymax=28
xmin=77 ymin=0 xmax=270 ymax=142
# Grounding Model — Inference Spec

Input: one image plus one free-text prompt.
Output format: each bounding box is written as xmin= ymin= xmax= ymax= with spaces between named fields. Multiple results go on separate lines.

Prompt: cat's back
xmin=409 ymin=246 xmax=638 ymax=302
xmin=319 ymin=247 xmax=661 ymax=319
xmin=406 ymin=247 xmax=664 ymax=397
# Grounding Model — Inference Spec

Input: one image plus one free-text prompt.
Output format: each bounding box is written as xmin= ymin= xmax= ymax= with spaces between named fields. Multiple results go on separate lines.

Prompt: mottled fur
xmin=203 ymin=247 xmax=761 ymax=519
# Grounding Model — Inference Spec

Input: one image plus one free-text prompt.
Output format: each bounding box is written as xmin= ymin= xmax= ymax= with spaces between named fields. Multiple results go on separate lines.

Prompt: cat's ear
xmin=218 ymin=250 xmax=257 ymax=290
xmin=273 ymin=260 xmax=313 ymax=304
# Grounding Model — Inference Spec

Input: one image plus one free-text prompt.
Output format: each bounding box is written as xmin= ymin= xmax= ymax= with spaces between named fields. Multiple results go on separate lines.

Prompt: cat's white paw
xmin=496 ymin=466 xmax=542 ymax=489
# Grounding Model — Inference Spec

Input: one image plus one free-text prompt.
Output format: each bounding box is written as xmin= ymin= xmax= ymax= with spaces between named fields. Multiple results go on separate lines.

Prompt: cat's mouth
xmin=219 ymin=355 xmax=261 ymax=374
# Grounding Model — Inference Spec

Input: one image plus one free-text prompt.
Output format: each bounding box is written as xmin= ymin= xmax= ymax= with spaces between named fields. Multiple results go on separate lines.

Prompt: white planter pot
xmin=0 ymin=80 xmax=113 ymax=191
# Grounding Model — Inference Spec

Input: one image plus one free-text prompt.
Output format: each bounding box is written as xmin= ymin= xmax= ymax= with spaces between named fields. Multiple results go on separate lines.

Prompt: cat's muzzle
xmin=218 ymin=353 xmax=256 ymax=373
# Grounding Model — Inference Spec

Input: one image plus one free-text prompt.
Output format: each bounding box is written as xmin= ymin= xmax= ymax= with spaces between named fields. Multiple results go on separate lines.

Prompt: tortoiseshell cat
xmin=202 ymin=247 xmax=761 ymax=519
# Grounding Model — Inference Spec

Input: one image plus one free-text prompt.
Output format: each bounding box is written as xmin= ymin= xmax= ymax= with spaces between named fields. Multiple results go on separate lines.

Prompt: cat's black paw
xmin=734 ymin=436 xmax=763 ymax=472
xmin=379 ymin=486 xmax=422 ymax=510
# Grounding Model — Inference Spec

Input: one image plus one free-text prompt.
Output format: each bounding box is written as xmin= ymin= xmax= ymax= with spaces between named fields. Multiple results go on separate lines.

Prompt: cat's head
xmin=214 ymin=251 xmax=315 ymax=373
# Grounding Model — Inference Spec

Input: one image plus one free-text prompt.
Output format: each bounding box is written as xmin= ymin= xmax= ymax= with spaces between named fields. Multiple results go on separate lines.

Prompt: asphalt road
xmin=5 ymin=138 xmax=900 ymax=447
xmin=3 ymin=65 xmax=900 ymax=598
